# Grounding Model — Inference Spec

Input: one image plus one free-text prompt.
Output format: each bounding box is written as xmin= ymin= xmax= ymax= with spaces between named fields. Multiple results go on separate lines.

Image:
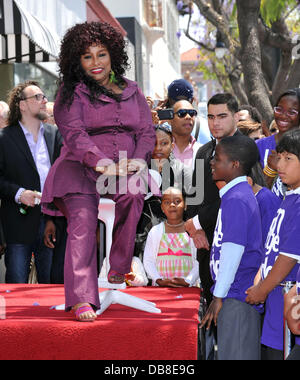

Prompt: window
xmin=143 ymin=0 xmax=163 ymax=28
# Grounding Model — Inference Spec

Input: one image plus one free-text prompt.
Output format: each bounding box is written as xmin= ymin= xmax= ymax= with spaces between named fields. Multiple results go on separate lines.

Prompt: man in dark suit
xmin=0 ymin=217 xmax=5 ymax=257
xmin=0 ymin=81 xmax=62 ymax=283
xmin=185 ymin=93 xmax=241 ymax=305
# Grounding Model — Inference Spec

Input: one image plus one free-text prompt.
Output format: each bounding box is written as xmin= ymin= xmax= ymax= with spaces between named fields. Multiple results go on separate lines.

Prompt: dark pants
xmin=5 ymin=216 xmax=53 ymax=283
xmin=286 ymin=344 xmax=300 ymax=360
xmin=261 ymin=345 xmax=284 ymax=360
xmin=197 ymin=248 xmax=214 ymax=305
xmin=50 ymin=217 xmax=67 ymax=284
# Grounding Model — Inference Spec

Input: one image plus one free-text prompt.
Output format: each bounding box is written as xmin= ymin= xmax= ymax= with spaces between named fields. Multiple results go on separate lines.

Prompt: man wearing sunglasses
xmin=0 ymin=81 xmax=63 ymax=284
xmin=170 ymin=100 xmax=202 ymax=171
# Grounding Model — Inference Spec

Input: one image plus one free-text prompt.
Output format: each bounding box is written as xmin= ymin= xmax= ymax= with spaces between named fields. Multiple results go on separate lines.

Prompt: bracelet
xmin=263 ymin=164 xmax=277 ymax=178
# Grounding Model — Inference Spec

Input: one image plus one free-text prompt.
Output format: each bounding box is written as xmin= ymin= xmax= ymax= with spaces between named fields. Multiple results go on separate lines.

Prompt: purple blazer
xmin=42 ymin=78 xmax=155 ymax=215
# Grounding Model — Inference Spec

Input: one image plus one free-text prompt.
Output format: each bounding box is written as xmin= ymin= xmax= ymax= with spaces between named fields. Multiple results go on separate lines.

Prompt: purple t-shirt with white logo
xmin=296 ymin=268 xmax=300 ymax=346
xmin=256 ymin=135 xmax=285 ymax=200
xmin=256 ymin=135 xmax=276 ymax=169
xmin=261 ymin=192 xmax=300 ymax=351
xmin=210 ymin=181 xmax=263 ymax=304
xmin=256 ymin=187 xmax=281 ymax=246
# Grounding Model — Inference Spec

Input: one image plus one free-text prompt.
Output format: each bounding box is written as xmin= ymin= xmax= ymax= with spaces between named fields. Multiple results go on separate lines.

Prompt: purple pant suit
xmin=42 ymin=78 xmax=155 ymax=311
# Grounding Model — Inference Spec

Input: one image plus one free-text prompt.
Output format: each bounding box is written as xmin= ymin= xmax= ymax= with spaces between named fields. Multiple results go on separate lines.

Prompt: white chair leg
xmin=98 ymin=198 xmax=116 ymax=278
xmin=96 ymin=290 xmax=161 ymax=315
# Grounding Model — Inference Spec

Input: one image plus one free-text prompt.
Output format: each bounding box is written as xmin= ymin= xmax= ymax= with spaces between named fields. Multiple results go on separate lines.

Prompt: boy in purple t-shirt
xmin=200 ymin=135 xmax=263 ymax=360
xmin=246 ymin=129 xmax=300 ymax=360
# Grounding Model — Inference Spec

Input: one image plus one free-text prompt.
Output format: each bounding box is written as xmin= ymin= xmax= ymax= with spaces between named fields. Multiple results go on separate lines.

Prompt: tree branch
xmin=286 ymin=57 xmax=300 ymax=89
xmin=184 ymin=10 xmax=215 ymax=51
xmin=258 ymin=16 xmax=294 ymax=51
xmin=236 ymin=0 xmax=273 ymax=125
xmin=193 ymin=0 xmax=241 ymax=58
xmin=283 ymin=3 xmax=300 ymax=20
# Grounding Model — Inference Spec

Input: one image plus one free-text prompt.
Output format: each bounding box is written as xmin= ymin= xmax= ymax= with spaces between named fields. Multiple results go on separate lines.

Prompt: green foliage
xmin=186 ymin=0 xmax=300 ymax=94
xmin=260 ymin=0 xmax=299 ymax=26
xmin=194 ymin=50 xmax=231 ymax=92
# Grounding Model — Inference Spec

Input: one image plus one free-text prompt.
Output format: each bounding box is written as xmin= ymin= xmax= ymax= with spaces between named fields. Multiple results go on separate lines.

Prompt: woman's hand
xmin=95 ymin=158 xmax=146 ymax=176
xmin=127 ymin=158 xmax=147 ymax=174
xmin=95 ymin=158 xmax=128 ymax=176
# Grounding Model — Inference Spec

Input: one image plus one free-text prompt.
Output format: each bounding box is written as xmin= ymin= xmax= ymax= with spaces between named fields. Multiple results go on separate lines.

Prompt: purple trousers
xmin=55 ymin=190 xmax=144 ymax=311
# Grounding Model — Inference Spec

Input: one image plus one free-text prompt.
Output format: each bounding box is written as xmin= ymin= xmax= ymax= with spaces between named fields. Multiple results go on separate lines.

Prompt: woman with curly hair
xmin=42 ymin=22 xmax=155 ymax=321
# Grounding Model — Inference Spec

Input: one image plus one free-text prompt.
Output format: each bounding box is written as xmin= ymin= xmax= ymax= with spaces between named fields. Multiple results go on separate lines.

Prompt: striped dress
xmin=156 ymin=226 xmax=193 ymax=279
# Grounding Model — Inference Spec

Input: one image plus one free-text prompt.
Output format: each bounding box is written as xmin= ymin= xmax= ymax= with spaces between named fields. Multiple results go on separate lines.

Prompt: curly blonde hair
xmin=7 ymin=80 xmax=39 ymax=126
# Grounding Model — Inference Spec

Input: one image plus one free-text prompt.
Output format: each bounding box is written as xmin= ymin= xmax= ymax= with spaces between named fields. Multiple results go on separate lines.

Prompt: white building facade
xmin=102 ymin=0 xmax=181 ymax=99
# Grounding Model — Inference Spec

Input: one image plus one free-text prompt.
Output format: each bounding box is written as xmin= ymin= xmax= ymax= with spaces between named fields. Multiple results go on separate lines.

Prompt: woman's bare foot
xmin=73 ymin=303 xmax=97 ymax=322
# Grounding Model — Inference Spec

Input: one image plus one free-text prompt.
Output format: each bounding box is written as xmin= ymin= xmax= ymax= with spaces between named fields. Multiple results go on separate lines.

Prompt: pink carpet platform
xmin=0 ymin=284 xmax=200 ymax=360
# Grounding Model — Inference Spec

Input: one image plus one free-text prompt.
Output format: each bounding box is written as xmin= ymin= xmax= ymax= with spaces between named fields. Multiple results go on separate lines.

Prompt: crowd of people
xmin=0 ymin=21 xmax=299 ymax=360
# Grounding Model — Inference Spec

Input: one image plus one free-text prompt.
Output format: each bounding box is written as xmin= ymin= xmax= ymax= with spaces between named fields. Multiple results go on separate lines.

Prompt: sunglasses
xmin=174 ymin=109 xmax=197 ymax=118
xmin=274 ymin=106 xmax=298 ymax=118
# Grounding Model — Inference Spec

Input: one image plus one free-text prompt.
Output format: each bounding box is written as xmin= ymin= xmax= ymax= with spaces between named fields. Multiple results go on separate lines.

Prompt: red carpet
xmin=0 ymin=285 xmax=200 ymax=360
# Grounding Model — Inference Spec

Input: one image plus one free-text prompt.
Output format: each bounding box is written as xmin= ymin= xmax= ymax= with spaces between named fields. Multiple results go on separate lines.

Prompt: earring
xmin=109 ymin=69 xmax=118 ymax=84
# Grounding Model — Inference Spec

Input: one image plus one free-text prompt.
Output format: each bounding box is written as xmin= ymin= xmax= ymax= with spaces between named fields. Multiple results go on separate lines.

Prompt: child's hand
xmin=267 ymin=150 xmax=279 ymax=171
xmin=245 ymin=283 xmax=267 ymax=305
xmin=200 ymin=297 xmax=223 ymax=330
xmin=171 ymin=277 xmax=189 ymax=287
xmin=125 ymin=272 xmax=135 ymax=282
xmin=44 ymin=220 xmax=56 ymax=249
xmin=156 ymin=278 xmax=181 ymax=287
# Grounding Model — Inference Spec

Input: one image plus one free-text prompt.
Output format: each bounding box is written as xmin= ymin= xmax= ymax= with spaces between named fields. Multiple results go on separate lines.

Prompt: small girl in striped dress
xmin=143 ymin=187 xmax=199 ymax=287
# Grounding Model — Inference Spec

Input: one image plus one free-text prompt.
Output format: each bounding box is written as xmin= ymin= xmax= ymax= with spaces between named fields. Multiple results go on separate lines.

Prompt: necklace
xmin=165 ymin=221 xmax=185 ymax=228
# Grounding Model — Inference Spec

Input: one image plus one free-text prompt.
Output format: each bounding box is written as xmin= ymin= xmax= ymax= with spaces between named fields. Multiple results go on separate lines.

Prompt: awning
xmin=87 ymin=0 xmax=127 ymax=37
xmin=0 ymin=0 xmax=60 ymax=63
